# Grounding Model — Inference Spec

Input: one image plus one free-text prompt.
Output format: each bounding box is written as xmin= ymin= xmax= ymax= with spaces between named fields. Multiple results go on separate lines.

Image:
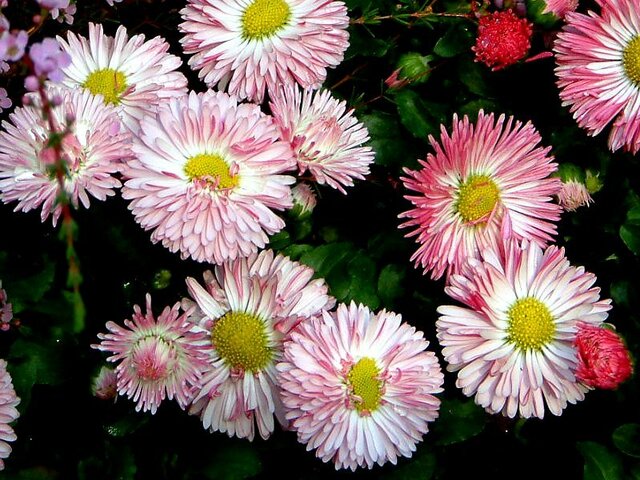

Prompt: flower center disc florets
xmin=83 ymin=68 xmax=127 ymax=105
xmin=242 ymin=0 xmax=291 ymax=40
xmin=347 ymin=357 xmax=383 ymax=413
xmin=211 ymin=311 xmax=272 ymax=372
xmin=131 ymin=336 xmax=176 ymax=381
xmin=184 ymin=153 xmax=238 ymax=189
xmin=507 ymin=297 xmax=555 ymax=351
xmin=456 ymin=174 xmax=500 ymax=223
xmin=623 ymin=36 xmax=640 ymax=86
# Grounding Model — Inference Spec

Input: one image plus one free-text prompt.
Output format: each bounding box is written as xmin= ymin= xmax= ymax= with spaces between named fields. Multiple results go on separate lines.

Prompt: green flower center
xmin=183 ymin=153 xmax=239 ymax=189
xmin=347 ymin=357 xmax=383 ymax=413
xmin=82 ymin=68 xmax=127 ymax=105
xmin=242 ymin=0 xmax=291 ymax=40
xmin=623 ymin=36 xmax=640 ymax=86
xmin=211 ymin=311 xmax=272 ymax=372
xmin=456 ymin=174 xmax=500 ymax=223
xmin=507 ymin=297 xmax=555 ymax=351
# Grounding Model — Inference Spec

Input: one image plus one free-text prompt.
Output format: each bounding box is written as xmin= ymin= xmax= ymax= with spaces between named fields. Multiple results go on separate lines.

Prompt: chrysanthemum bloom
xmin=558 ymin=179 xmax=593 ymax=212
xmin=91 ymin=366 xmax=118 ymax=401
xmin=437 ymin=239 xmax=612 ymax=418
xmin=179 ymin=0 xmax=350 ymax=103
xmin=270 ymin=87 xmax=374 ymax=193
xmin=291 ymin=182 xmax=317 ymax=216
xmin=542 ymin=0 xmax=578 ymax=19
xmin=0 ymin=87 xmax=131 ymax=225
xmin=122 ymin=90 xmax=296 ymax=264
xmin=555 ymin=0 xmax=640 ymax=153
xmin=93 ymin=294 xmax=209 ymax=414
xmin=575 ymin=322 xmax=633 ymax=390
xmin=0 ymin=359 xmax=19 ymax=471
xmin=183 ymin=249 xmax=334 ymax=440
xmin=399 ymin=111 xmax=561 ymax=280
xmin=57 ymin=23 xmax=187 ymax=133
xmin=473 ymin=10 xmax=532 ymax=71
xmin=278 ymin=302 xmax=443 ymax=470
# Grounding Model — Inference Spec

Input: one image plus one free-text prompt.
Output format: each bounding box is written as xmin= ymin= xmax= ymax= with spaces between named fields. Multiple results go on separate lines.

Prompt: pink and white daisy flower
xmin=0 ymin=359 xmax=19 ymax=471
xmin=179 ymin=0 xmax=350 ymax=103
xmin=278 ymin=302 xmax=443 ymax=471
xmin=437 ymin=239 xmax=612 ymax=419
xmin=542 ymin=0 xmax=578 ymax=19
xmin=93 ymin=294 xmax=209 ymax=414
xmin=57 ymin=23 xmax=187 ymax=133
xmin=555 ymin=0 xmax=640 ymax=153
xmin=270 ymin=87 xmax=374 ymax=193
xmin=399 ymin=111 xmax=561 ymax=281
xmin=122 ymin=90 xmax=296 ymax=264
xmin=183 ymin=249 xmax=334 ymax=441
xmin=0 ymin=87 xmax=131 ymax=226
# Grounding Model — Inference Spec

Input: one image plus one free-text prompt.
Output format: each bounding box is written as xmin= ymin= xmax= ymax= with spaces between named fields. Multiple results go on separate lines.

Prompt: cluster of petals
xmin=437 ymin=239 xmax=612 ymax=418
xmin=399 ymin=110 xmax=561 ymax=280
xmin=0 ymin=86 xmax=132 ymax=225
xmin=554 ymin=0 xmax=640 ymax=153
xmin=0 ymin=359 xmax=19 ymax=471
xmin=27 ymin=38 xmax=71 ymax=87
xmin=91 ymin=366 xmax=117 ymax=401
xmin=270 ymin=86 xmax=374 ymax=193
xmin=542 ymin=0 xmax=578 ymax=19
xmin=179 ymin=0 xmax=350 ymax=103
xmin=122 ymin=90 xmax=296 ymax=264
xmin=558 ymin=179 xmax=593 ymax=212
xmin=183 ymin=249 xmax=334 ymax=441
xmin=278 ymin=302 xmax=443 ymax=470
xmin=0 ymin=280 xmax=12 ymax=331
xmin=473 ymin=10 xmax=532 ymax=71
xmin=93 ymin=294 xmax=209 ymax=414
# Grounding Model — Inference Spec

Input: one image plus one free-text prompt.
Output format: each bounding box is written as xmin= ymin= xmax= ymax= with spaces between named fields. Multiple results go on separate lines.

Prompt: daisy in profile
xmin=270 ymin=87 xmax=375 ymax=193
xmin=555 ymin=0 xmax=640 ymax=153
xmin=179 ymin=0 xmax=349 ymax=103
xmin=57 ymin=23 xmax=187 ymax=133
xmin=0 ymin=86 xmax=131 ymax=225
xmin=437 ymin=239 xmax=612 ymax=419
xmin=278 ymin=302 xmax=443 ymax=471
xmin=183 ymin=249 xmax=334 ymax=441
xmin=122 ymin=90 xmax=296 ymax=264
xmin=399 ymin=111 xmax=561 ymax=280
xmin=0 ymin=359 xmax=19 ymax=471
xmin=93 ymin=294 xmax=209 ymax=414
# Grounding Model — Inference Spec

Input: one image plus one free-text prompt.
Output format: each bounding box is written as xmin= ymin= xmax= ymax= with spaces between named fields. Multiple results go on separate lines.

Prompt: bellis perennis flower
xmin=473 ymin=10 xmax=532 ymax=71
xmin=0 ymin=359 xmax=19 ymax=471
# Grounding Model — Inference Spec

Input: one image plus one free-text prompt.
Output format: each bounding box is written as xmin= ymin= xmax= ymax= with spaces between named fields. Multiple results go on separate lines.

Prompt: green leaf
xmin=387 ymin=450 xmax=436 ymax=480
xmin=432 ymin=398 xmax=487 ymax=445
xmin=281 ymin=243 xmax=314 ymax=261
xmin=268 ymin=230 xmax=291 ymax=251
xmin=299 ymin=242 xmax=354 ymax=277
xmin=377 ymin=263 xmax=406 ymax=306
xmin=610 ymin=281 xmax=631 ymax=308
xmin=433 ymin=24 xmax=473 ymax=58
xmin=613 ymin=424 xmax=640 ymax=458
xmin=4 ymin=259 xmax=56 ymax=314
xmin=361 ymin=113 xmax=406 ymax=167
xmin=103 ymin=416 xmax=149 ymax=438
xmin=200 ymin=444 xmax=262 ymax=480
xmin=578 ymin=441 xmax=625 ymax=480
xmin=458 ymin=57 xmax=491 ymax=96
xmin=346 ymin=252 xmax=380 ymax=309
xmin=395 ymin=89 xmax=437 ymax=139
xmin=620 ymin=205 xmax=640 ymax=255
xmin=346 ymin=28 xmax=392 ymax=59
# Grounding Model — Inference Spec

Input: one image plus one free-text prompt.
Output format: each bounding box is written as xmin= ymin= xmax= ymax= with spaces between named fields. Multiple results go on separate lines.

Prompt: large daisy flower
xmin=270 ymin=86 xmax=375 ymax=193
xmin=122 ymin=90 xmax=296 ymax=264
xmin=555 ymin=0 xmax=640 ymax=153
xmin=0 ymin=359 xmax=19 ymax=471
xmin=183 ymin=249 xmax=334 ymax=441
xmin=278 ymin=302 xmax=443 ymax=470
xmin=436 ymin=239 xmax=612 ymax=418
xmin=399 ymin=111 xmax=561 ymax=281
xmin=57 ymin=23 xmax=188 ymax=133
xmin=0 ymin=87 xmax=131 ymax=226
xmin=179 ymin=0 xmax=350 ymax=103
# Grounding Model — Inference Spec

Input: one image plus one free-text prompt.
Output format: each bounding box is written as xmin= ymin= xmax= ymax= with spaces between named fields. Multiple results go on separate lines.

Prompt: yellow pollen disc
xmin=211 ymin=311 xmax=271 ymax=372
xmin=242 ymin=0 xmax=291 ymax=40
xmin=183 ymin=153 xmax=239 ymax=189
xmin=82 ymin=68 xmax=127 ymax=105
xmin=347 ymin=357 xmax=383 ymax=413
xmin=507 ymin=297 xmax=555 ymax=351
xmin=623 ymin=36 xmax=640 ymax=86
xmin=456 ymin=175 xmax=500 ymax=224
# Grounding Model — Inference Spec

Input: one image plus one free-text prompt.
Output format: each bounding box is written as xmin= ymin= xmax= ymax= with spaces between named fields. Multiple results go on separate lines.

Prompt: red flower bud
xmin=473 ymin=10 xmax=533 ymax=71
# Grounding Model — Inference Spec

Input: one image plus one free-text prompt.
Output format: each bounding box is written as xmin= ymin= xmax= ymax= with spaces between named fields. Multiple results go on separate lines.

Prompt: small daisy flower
xmin=473 ymin=10 xmax=532 ymax=71
xmin=399 ymin=111 xmax=561 ymax=280
xmin=542 ymin=0 xmax=578 ymax=19
xmin=270 ymin=87 xmax=374 ymax=193
xmin=122 ymin=90 xmax=296 ymax=264
xmin=0 ymin=359 xmax=19 ymax=471
xmin=555 ymin=0 xmax=640 ymax=153
xmin=558 ymin=179 xmax=593 ymax=212
xmin=91 ymin=366 xmax=118 ymax=401
xmin=291 ymin=182 xmax=317 ymax=216
xmin=437 ymin=239 xmax=612 ymax=418
xmin=57 ymin=23 xmax=187 ymax=133
xmin=179 ymin=0 xmax=350 ymax=103
xmin=184 ymin=249 xmax=334 ymax=440
xmin=278 ymin=302 xmax=443 ymax=471
xmin=0 ymin=86 xmax=131 ymax=225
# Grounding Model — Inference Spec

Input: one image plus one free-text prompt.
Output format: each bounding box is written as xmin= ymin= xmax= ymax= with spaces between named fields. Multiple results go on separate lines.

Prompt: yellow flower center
xmin=211 ymin=311 xmax=272 ymax=372
xmin=82 ymin=68 xmax=127 ymax=105
xmin=507 ymin=297 xmax=555 ymax=351
xmin=183 ymin=153 xmax=239 ymax=189
xmin=347 ymin=357 xmax=383 ymax=413
xmin=456 ymin=175 xmax=500 ymax=223
xmin=242 ymin=0 xmax=291 ymax=40
xmin=623 ymin=36 xmax=640 ymax=86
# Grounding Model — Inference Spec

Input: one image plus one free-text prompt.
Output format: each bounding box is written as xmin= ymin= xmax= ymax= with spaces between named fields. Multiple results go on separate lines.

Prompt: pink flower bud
xmin=24 ymin=75 xmax=40 ymax=92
